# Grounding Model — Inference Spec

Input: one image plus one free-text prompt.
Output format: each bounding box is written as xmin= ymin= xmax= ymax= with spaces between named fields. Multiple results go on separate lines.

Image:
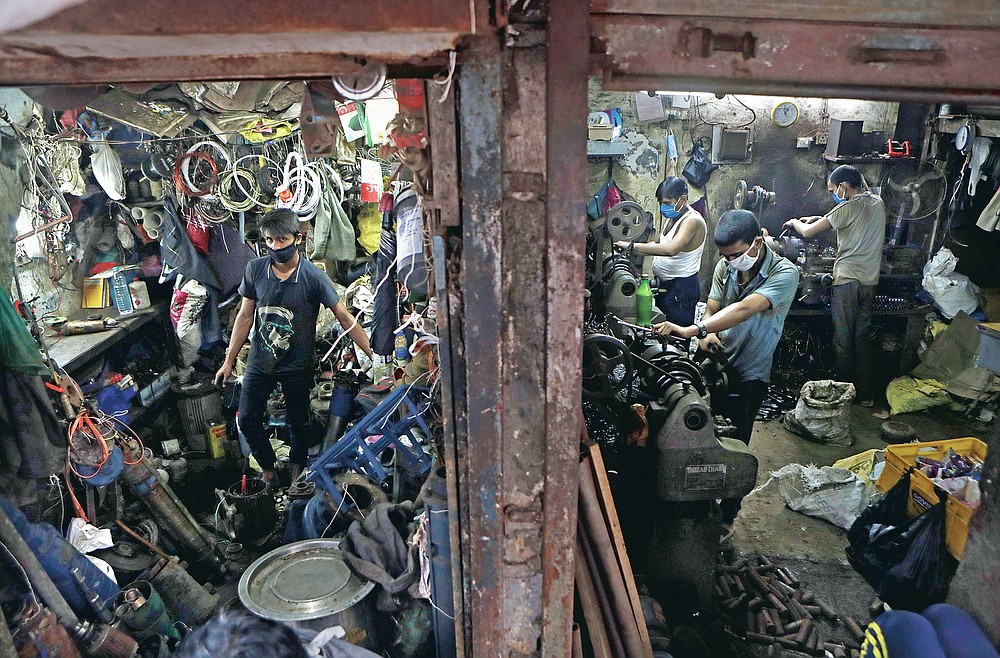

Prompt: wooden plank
xmin=424 ymin=79 xmax=461 ymax=231
xmin=585 ymin=443 xmax=654 ymax=658
xmin=575 ymin=538 xmax=614 ymax=658
xmin=590 ymin=0 xmax=1000 ymax=28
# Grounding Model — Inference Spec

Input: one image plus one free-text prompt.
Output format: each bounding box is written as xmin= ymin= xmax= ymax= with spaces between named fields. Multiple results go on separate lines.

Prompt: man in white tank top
xmin=615 ymin=177 xmax=707 ymax=325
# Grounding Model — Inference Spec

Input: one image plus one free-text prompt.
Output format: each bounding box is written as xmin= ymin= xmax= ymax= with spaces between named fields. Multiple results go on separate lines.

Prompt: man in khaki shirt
xmin=784 ymin=165 xmax=887 ymax=405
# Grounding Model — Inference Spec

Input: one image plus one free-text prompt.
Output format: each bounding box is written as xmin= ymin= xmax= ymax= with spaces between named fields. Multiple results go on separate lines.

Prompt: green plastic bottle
xmin=636 ymin=274 xmax=653 ymax=327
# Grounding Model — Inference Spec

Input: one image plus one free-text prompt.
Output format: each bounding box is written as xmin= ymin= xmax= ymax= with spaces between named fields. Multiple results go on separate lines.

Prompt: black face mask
xmin=267 ymin=242 xmax=298 ymax=264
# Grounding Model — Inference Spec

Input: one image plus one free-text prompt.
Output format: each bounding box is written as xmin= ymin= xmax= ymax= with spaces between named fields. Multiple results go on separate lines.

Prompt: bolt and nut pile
xmin=716 ymin=553 xmax=869 ymax=657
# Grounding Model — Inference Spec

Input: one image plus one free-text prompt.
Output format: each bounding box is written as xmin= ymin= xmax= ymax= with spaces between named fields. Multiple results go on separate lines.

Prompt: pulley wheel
xmin=605 ymin=201 xmax=648 ymax=243
xmin=582 ymin=334 xmax=634 ymax=399
xmin=733 ymin=179 xmax=749 ymax=209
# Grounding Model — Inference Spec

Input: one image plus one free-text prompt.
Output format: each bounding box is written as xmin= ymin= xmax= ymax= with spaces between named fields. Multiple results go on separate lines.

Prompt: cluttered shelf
xmin=822 ymin=154 xmax=917 ymax=164
xmin=788 ymin=304 xmax=932 ymax=318
xmin=46 ymin=305 xmax=165 ymax=375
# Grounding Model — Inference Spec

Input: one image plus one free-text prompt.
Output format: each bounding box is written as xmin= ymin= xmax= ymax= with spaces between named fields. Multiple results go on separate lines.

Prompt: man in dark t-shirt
xmin=214 ymin=210 xmax=371 ymax=485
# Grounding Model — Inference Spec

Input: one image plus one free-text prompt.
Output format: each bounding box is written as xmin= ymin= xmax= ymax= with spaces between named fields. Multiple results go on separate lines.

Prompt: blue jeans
xmin=861 ymin=604 xmax=998 ymax=658
xmin=238 ymin=370 xmax=314 ymax=469
xmin=655 ymin=273 xmax=700 ymax=327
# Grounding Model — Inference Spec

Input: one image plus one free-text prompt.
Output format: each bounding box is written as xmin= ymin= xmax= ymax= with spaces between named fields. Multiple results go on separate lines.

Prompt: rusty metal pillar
xmin=433 ymin=0 xmax=588 ymax=655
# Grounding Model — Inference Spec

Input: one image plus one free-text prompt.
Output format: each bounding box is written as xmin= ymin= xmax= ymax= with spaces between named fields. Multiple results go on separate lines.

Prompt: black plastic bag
xmin=681 ymin=139 xmax=719 ymax=188
xmin=846 ymin=470 xmax=957 ymax=611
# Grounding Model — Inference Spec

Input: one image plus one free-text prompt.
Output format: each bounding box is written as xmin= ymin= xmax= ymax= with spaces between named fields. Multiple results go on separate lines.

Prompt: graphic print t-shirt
xmin=238 ymin=256 xmax=340 ymax=375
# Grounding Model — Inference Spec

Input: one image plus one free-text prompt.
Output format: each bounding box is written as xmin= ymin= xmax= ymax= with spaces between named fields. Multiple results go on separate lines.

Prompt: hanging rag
xmin=370 ymin=206 xmax=398 ymax=356
xmin=976 ymin=185 xmax=1000 ymax=232
xmin=0 ymin=372 xmax=68 ymax=509
xmin=159 ymin=195 xmax=221 ymax=291
xmin=339 ymin=502 xmax=421 ymax=612
xmin=310 ymin=169 xmax=356 ymax=261
xmin=968 ymin=137 xmax=992 ymax=197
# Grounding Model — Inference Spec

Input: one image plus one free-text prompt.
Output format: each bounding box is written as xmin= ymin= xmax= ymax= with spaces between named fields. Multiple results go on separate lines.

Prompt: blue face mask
xmin=660 ymin=203 xmax=681 ymax=219
xmin=831 ymin=188 xmax=845 ymax=204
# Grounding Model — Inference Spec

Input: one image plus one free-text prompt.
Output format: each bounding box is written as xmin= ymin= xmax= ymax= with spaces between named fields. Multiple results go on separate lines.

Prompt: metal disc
xmin=605 ymin=201 xmax=648 ymax=242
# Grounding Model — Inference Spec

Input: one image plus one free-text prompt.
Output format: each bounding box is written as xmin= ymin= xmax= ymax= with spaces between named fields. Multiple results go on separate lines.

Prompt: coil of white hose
xmin=183 ymin=141 xmax=232 ymax=195
xmin=274 ymin=151 xmax=321 ymax=220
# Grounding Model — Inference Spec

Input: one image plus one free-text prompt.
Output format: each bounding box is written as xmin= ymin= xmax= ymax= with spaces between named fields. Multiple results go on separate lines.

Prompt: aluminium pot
xmin=238 ymin=539 xmax=381 ymax=651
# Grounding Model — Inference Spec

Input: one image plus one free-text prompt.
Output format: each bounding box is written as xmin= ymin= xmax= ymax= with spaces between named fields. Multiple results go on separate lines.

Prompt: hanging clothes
xmin=0 ymin=284 xmax=67 ymax=509
xmin=310 ymin=168 xmax=356 ymax=262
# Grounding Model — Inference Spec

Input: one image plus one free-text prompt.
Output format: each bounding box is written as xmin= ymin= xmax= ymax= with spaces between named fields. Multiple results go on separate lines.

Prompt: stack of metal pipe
xmin=715 ymin=552 xmax=867 ymax=657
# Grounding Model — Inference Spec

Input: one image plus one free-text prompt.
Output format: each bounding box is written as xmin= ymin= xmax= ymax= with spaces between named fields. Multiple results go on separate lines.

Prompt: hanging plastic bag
xmin=921 ymin=247 xmax=981 ymax=319
xmin=782 ymin=380 xmax=856 ymax=446
xmin=846 ymin=470 xmax=958 ymax=611
xmin=681 ymin=139 xmax=719 ymax=189
xmin=90 ymin=143 xmax=126 ymax=200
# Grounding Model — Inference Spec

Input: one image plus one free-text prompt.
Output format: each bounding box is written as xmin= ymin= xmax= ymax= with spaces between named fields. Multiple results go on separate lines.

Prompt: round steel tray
xmin=237 ymin=539 xmax=374 ymax=622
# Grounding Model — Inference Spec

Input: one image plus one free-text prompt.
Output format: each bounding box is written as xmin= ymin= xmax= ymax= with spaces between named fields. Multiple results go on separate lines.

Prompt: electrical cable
xmin=216 ymin=168 xmax=260 ymax=212
xmin=173 ymin=151 xmax=218 ymax=197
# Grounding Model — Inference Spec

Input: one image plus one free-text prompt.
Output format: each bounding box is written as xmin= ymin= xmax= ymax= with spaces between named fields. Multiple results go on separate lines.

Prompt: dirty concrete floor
xmin=732 ymin=402 xmax=989 ymax=654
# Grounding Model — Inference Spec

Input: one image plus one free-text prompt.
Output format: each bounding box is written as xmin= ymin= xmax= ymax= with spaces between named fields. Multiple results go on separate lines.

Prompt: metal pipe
xmin=577 ymin=520 xmax=626 ymax=658
xmin=571 ymin=623 xmax=584 ymax=658
xmin=574 ymin=537 xmax=614 ymax=658
xmin=0 ymin=503 xmax=78 ymax=624
xmin=578 ymin=459 xmax=648 ymax=658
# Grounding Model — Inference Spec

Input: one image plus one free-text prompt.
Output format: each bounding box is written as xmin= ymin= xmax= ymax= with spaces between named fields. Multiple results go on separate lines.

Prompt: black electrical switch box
xmin=826 ymin=119 xmax=864 ymax=158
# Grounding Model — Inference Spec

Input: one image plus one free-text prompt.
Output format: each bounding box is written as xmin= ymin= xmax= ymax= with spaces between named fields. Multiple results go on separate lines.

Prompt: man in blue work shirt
xmin=214 ymin=209 xmax=372 ymax=486
xmin=655 ymin=209 xmax=799 ymax=526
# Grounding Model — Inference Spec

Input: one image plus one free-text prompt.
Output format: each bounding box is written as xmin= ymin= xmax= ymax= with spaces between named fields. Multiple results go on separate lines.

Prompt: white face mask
xmin=728 ymin=241 xmax=760 ymax=273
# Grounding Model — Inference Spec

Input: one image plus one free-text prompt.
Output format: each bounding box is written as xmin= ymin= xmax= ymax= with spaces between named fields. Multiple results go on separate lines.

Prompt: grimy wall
xmin=586 ymin=78 xmax=895 ymax=297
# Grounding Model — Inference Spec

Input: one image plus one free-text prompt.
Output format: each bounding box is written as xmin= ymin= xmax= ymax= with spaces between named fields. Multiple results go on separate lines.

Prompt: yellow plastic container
xmin=876 ymin=437 xmax=987 ymax=559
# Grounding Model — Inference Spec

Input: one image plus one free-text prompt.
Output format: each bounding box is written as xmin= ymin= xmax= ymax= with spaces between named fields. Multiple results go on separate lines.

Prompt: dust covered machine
xmin=582 ymin=315 xmax=759 ymax=610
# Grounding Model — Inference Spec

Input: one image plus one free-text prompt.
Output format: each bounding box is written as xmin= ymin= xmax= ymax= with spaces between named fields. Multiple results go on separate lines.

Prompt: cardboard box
xmin=588 ymin=124 xmax=614 ymax=141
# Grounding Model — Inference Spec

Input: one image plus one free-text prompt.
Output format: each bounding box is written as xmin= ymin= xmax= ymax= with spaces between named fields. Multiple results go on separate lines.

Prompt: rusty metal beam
xmin=541 ymin=0 xmax=588 ymax=654
xmin=592 ymin=15 xmax=1000 ymax=103
xmin=0 ymin=35 xmax=459 ymax=85
xmin=455 ymin=33 xmax=505 ymax=658
xmin=590 ymin=0 xmax=1000 ymax=28
xmin=449 ymin=1 xmax=588 ymax=655
xmin=8 ymin=0 xmax=476 ymax=35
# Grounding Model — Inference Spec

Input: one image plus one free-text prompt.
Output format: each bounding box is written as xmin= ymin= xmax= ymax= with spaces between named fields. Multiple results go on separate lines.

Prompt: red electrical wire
xmin=67 ymin=410 xmax=110 ymax=479
xmin=173 ymin=151 xmax=218 ymax=197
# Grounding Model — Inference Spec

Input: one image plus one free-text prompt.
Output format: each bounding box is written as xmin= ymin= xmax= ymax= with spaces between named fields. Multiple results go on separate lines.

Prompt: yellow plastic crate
xmin=876 ymin=437 xmax=988 ymax=559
